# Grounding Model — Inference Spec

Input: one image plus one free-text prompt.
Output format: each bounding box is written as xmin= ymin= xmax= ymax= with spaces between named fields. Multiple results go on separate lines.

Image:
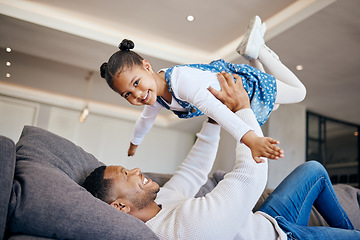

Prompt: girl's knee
xmin=298 ymin=85 xmax=306 ymax=102
xmin=291 ymin=86 xmax=306 ymax=103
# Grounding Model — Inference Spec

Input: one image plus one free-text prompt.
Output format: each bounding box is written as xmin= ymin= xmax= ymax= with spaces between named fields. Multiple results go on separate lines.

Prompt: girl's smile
xmin=142 ymin=90 xmax=150 ymax=103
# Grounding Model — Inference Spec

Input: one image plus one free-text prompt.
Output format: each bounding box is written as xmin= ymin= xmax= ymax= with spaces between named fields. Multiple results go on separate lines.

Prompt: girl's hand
xmin=242 ymin=131 xmax=284 ymax=163
xmin=128 ymin=143 xmax=138 ymax=157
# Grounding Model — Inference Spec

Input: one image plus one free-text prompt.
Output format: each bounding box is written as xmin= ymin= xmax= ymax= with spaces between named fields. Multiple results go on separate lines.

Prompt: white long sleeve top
xmin=145 ymin=109 xmax=287 ymax=240
xmin=130 ymin=66 xmax=253 ymax=145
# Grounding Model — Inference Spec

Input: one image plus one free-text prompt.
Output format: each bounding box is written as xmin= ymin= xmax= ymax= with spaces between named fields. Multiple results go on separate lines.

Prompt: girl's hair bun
xmin=100 ymin=62 xmax=108 ymax=78
xmin=118 ymin=39 xmax=134 ymax=51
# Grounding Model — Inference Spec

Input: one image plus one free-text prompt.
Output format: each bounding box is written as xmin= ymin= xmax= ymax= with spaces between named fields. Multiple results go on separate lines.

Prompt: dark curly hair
xmin=100 ymin=39 xmax=144 ymax=92
xmin=82 ymin=166 xmax=115 ymax=204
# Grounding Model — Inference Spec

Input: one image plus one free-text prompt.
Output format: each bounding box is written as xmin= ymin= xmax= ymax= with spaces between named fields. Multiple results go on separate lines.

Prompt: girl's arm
xmin=172 ymin=67 xmax=283 ymax=161
xmin=128 ymin=102 xmax=162 ymax=156
xmin=171 ymin=66 xmax=251 ymax=142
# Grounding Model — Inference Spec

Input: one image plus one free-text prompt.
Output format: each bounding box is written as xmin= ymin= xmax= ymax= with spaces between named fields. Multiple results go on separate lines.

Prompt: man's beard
xmin=131 ymin=185 xmax=160 ymax=210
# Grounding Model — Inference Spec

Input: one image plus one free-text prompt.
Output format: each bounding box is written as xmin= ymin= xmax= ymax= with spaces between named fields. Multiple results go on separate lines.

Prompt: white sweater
xmin=146 ymin=109 xmax=287 ymax=240
xmin=130 ymin=66 xmax=253 ymax=145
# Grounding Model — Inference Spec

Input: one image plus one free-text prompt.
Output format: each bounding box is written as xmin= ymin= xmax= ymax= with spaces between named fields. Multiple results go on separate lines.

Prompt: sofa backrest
xmin=6 ymin=125 xmax=158 ymax=240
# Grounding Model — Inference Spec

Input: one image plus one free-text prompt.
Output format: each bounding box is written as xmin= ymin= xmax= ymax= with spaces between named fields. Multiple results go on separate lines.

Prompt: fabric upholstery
xmin=0 ymin=136 xmax=16 ymax=239
xmin=6 ymin=126 xmax=158 ymax=240
xmin=331 ymin=184 xmax=360 ymax=228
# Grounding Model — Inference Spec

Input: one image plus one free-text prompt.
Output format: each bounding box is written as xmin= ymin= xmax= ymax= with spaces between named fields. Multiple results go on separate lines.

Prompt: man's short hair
xmin=83 ymin=166 xmax=114 ymax=204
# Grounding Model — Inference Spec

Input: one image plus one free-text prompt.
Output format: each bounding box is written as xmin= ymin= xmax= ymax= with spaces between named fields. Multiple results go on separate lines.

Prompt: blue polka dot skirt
xmin=162 ymin=59 xmax=277 ymax=126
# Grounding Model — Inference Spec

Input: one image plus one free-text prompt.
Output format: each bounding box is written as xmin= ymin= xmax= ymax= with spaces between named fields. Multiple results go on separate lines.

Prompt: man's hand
xmin=208 ymin=72 xmax=250 ymax=112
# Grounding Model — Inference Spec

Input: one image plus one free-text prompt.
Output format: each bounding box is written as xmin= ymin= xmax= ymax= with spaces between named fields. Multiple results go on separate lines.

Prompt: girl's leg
xmin=257 ymin=46 xmax=306 ymax=104
xmin=238 ymin=15 xmax=306 ymax=105
xmin=258 ymin=161 xmax=354 ymax=229
xmin=249 ymin=58 xmax=278 ymax=111
xmin=249 ymin=58 xmax=265 ymax=72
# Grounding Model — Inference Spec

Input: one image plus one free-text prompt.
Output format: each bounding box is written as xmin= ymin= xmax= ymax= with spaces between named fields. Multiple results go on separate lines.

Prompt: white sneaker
xmin=236 ymin=16 xmax=266 ymax=61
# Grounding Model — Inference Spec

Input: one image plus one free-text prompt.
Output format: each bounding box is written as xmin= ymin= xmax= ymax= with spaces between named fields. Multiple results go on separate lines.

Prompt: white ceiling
xmin=0 ymin=0 xmax=359 ymax=129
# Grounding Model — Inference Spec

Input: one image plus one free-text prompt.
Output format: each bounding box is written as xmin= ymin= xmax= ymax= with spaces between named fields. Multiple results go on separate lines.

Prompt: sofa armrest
xmin=0 ymin=136 xmax=16 ymax=239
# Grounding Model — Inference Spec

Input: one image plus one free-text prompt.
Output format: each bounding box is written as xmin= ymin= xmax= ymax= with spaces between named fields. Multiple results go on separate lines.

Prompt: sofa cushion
xmin=332 ymin=184 xmax=360 ymax=229
xmin=7 ymin=125 xmax=158 ymax=240
xmin=0 ymin=136 xmax=16 ymax=239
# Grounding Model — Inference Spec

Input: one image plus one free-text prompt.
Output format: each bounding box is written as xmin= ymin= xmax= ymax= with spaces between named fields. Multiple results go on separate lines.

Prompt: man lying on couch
xmin=83 ymin=72 xmax=360 ymax=239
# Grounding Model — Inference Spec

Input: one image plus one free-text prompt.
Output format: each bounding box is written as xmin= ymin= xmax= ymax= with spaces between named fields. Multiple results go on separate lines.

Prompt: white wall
xmin=0 ymin=83 xmax=307 ymax=184
xmin=0 ymin=95 xmax=39 ymax=141
xmin=266 ymin=103 xmax=307 ymax=188
xmin=0 ymin=86 xmax=194 ymax=174
xmin=46 ymin=106 xmax=194 ymax=173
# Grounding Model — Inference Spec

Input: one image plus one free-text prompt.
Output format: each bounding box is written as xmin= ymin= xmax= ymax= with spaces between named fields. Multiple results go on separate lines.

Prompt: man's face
xmin=104 ymin=165 xmax=160 ymax=210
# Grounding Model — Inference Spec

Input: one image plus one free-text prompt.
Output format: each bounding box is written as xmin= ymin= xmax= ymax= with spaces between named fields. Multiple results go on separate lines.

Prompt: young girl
xmin=100 ymin=16 xmax=306 ymax=163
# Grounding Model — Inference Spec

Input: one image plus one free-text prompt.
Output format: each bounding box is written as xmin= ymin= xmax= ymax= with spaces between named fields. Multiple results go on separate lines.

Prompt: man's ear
xmin=110 ymin=199 xmax=131 ymax=213
xmin=142 ymin=59 xmax=153 ymax=72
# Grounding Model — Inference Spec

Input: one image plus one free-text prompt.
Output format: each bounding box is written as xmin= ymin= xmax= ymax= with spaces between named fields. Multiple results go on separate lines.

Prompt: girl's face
xmin=113 ymin=60 xmax=158 ymax=106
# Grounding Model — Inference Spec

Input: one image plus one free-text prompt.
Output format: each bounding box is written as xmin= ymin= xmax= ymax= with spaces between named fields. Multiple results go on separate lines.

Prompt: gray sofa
xmin=1 ymin=126 xmax=359 ymax=239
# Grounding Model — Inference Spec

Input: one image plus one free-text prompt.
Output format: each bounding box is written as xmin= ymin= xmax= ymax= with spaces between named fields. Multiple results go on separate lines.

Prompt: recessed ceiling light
xmin=6 ymin=73 xmax=11 ymax=78
xmin=6 ymin=47 xmax=11 ymax=52
xmin=296 ymin=65 xmax=303 ymax=71
xmin=6 ymin=61 xmax=11 ymax=66
xmin=187 ymin=15 xmax=195 ymax=22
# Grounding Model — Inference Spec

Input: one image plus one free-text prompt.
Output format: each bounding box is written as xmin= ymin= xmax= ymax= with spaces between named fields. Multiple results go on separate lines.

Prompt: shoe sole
xmin=236 ymin=16 xmax=261 ymax=59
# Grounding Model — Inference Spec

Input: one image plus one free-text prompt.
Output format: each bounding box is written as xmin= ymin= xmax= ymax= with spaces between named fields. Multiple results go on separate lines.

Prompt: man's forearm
xmin=163 ymin=121 xmax=221 ymax=197
xmin=234 ymin=108 xmax=267 ymax=187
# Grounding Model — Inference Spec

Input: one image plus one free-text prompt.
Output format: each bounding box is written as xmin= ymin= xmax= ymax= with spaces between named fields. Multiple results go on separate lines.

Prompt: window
xmin=306 ymin=112 xmax=359 ymax=188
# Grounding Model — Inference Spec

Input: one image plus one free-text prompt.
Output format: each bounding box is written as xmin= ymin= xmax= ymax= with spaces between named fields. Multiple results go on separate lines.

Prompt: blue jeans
xmin=258 ymin=161 xmax=360 ymax=239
